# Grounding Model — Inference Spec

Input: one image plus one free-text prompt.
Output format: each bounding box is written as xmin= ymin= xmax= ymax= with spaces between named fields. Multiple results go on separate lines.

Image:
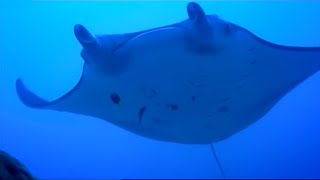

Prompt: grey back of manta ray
xmin=15 ymin=2 xmax=320 ymax=144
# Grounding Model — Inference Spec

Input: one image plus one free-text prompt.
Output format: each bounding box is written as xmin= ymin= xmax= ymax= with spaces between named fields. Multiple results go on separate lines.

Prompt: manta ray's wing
xmin=15 ymin=64 xmax=103 ymax=117
xmin=15 ymin=24 xmax=126 ymax=118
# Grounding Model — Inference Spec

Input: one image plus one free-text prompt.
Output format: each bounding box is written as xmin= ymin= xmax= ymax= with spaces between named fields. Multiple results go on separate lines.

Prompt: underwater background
xmin=1 ymin=0 xmax=320 ymax=179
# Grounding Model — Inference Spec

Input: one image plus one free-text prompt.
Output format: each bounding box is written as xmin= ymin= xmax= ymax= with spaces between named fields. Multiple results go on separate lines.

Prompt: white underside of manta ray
xmin=16 ymin=2 xmax=320 ymax=145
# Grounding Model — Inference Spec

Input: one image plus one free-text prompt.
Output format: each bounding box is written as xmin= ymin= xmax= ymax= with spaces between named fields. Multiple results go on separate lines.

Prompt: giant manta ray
xmin=16 ymin=2 xmax=320 ymax=145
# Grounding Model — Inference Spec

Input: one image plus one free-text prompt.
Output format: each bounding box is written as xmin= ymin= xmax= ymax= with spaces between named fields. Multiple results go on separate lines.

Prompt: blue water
xmin=1 ymin=1 xmax=320 ymax=179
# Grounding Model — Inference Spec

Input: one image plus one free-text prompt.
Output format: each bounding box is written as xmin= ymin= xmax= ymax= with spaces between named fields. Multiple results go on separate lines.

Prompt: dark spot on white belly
xmin=110 ymin=93 xmax=121 ymax=105
xmin=138 ymin=106 xmax=147 ymax=125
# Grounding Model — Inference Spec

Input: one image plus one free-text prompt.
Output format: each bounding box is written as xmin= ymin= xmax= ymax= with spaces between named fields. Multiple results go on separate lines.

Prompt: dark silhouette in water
xmin=0 ymin=150 xmax=36 ymax=180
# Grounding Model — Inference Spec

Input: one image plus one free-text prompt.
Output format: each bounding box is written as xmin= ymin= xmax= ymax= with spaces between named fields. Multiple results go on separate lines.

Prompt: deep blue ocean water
xmin=1 ymin=1 xmax=320 ymax=179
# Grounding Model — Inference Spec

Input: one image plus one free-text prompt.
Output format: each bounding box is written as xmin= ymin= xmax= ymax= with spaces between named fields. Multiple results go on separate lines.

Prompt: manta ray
xmin=16 ymin=3 xmax=320 ymax=145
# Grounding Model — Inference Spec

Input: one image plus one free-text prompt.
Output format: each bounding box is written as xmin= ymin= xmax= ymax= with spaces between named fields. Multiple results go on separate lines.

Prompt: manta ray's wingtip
xmin=15 ymin=78 xmax=50 ymax=108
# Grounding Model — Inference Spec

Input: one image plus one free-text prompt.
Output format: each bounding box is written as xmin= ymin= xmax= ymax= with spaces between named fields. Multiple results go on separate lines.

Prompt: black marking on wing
xmin=138 ymin=106 xmax=147 ymax=125
xmin=110 ymin=92 xmax=121 ymax=105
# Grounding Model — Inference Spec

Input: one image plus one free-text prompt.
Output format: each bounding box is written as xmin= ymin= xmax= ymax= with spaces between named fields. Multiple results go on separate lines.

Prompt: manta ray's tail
xmin=15 ymin=78 xmax=50 ymax=108
xmin=210 ymin=144 xmax=226 ymax=179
